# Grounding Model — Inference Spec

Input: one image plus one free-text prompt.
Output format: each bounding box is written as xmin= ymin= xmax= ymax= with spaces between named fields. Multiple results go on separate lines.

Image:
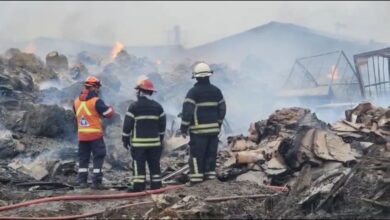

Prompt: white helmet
xmin=192 ymin=61 xmax=213 ymax=78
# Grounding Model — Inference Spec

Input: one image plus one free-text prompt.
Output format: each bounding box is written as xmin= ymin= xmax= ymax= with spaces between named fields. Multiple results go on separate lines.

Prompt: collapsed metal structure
xmin=354 ymin=47 xmax=390 ymax=99
xmin=281 ymin=47 xmax=390 ymax=106
xmin=280 ymin=51 xmax=362 ymax=105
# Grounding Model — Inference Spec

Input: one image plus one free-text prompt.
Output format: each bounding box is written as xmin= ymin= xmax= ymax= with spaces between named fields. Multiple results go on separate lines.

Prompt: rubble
xmin=13 ymin=103 xmax=76 ymax=139
xmin=217 ymin=107 xmax=359 ymax=187
xmin=0 ymin=63 xmax=36 ymax=100
xmin=8 ymin=50 xmax=57 ymax=83
xmin=46 ymin=51 xmax=69 ymax=72
xmin=331 ymin=102 xmax=390 ymax=144
xmin=69 ymin=61 xmax=89 ymax=80
xmin=0 ymin=126 xmax=24 ymax=159
xmin=0 ymin=45 xmax=389 ymax=219
xmin=8 ymin=159 xmax=50 ymax=180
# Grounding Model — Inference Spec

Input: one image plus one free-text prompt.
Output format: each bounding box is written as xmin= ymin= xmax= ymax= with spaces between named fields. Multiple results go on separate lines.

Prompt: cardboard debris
xmin=313 ymin=130 xmax=355 ymax=162
xmin=299 ymin=168 xmax=351 ymax=206
xmin=164 ymin=136 xmax=189 ymax=152
xmin=290 ymin=164 xmax=312 ymax=196
xmin=236 ymin=171 xmax=270 ymax=186
xmin=8 ymin=159 xmax=49 ymax=180
xmin=331 ymin=121 xmax=360 ymax=132
xmin=248 ymin=122 xmax=259 ymax=142
xmin=235 ymin=150 xmax=264 ymax=164
xmin=262 ymin=154 xmax=287 ymax=176
xmin=216 ymin=106 xmax=377 ymax=187
xmin=230 ymin=137 xmax=258 ymax=152
xmin=331 ymin=102 xmax=389 ymax=145
xmin=345 ymin=102 xmax=374 ymax=123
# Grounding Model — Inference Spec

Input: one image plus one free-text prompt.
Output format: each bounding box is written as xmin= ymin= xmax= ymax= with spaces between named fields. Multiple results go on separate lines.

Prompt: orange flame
xmin=111 ymin=41 xmax=125 ymax=60
xmin=327 ymin=65 xmax=339 ymax=80
xmin=24 ymin=42 xmax=37 ymax=54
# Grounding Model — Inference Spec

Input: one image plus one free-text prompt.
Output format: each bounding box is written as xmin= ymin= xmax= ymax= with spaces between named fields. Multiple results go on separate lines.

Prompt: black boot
xmin=74 ymin=181 xmax=89 ymax=189
xmin=127 ymin=183 xmax=144 ymax=192
xmin=185 ymin=181 xmax=201 ymax=187
xmin=91 ymin=182 xmax=107 ymax=190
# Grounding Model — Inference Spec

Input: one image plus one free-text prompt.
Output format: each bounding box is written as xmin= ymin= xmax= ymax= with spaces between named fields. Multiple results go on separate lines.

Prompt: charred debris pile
xmin=0 ymin=47 xmax=389 ymax=219
xmin=212 ymin=103 xmax=389 ymax=219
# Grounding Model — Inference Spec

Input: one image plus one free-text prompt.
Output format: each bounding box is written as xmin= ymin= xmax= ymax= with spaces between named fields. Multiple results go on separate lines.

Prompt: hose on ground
xmin=0 ymin=182 xmax=286 ymax=219
xmin=0 ymin=184 xmax=184 ymax=213
xmin=0 ymin=201 xmax=154 ymax=220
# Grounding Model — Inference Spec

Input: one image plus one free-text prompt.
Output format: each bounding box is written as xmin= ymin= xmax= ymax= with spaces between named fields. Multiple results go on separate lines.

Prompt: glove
xmin=123 ymin=139 xmax=130 ymax=150
xmin=160 ymin=135 xmax=164 ymax=144
xmin=218 ymin=120 xmax=223 ymax=129
xmin=180 ymin=130 xmax=187 ymax=139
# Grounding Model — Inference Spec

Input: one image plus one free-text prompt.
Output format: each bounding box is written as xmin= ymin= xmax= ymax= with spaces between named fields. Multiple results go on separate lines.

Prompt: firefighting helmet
xmin=84 ymin=76 xmax=101 ymax=88
xmin=192 ymin=61 xmax=213 ymax=78
xmin=135 ymin=78 xmax=155 ymax=92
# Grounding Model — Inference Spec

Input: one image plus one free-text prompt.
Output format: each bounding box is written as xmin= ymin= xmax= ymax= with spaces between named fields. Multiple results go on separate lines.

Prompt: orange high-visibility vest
xmin=74 ymin=97 xmax=103 ymax=141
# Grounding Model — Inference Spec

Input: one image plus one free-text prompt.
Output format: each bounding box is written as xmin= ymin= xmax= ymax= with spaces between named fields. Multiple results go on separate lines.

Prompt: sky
xmin=0 ymin=1 xmax=389 ymax=48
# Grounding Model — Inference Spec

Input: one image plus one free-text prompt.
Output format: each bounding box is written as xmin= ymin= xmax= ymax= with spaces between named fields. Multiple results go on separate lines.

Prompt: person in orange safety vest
xmin=73 ymin=76 xmax=114 ymax=189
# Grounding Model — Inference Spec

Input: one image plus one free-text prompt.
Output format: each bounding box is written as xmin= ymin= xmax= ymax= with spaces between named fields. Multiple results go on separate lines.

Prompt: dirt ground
xmin=0 ymin=180 xmax=278 ymax=219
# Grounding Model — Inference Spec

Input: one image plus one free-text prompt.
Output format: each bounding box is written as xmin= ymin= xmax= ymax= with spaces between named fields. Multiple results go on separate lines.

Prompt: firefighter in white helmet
xmin=180 ymin=61 xmax=226 ymax=185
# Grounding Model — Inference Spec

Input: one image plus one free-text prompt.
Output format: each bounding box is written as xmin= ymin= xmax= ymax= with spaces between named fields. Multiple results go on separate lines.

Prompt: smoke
xmin=39 ymin=79 xmax=66 ymax=90
xmin=0 ymin=2 xmax=389 ymax=49
xmin=1 ymin=2 xmax=388 ymax=137
xmin=12 ymin=144 xmax=77 ymax=167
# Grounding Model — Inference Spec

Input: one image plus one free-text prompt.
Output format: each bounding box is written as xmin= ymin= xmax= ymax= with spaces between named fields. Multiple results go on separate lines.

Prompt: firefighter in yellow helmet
xmin=122 ymin=77 xmax=166 ymax=192
xmin=73 ymin=76 xmax=115 ymax=189
xmin=180 ymin=62 xmax=226 ymax=185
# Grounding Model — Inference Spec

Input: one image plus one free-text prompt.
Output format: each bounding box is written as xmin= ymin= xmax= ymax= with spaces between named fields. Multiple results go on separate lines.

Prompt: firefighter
xmin=73 ymin=76 xmax=115 ymax=189
xmin=122 ymin=77 xmax=166 ymax=192
xmin=180 ymin=61 xmax=226 ymax=185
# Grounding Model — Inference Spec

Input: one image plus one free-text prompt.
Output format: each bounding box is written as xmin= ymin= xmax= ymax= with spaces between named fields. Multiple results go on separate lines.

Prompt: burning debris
xmin=0 ymin=44 xmax=389 ymax=219
xmin=111 ymin=41 xmax=125 ymax=60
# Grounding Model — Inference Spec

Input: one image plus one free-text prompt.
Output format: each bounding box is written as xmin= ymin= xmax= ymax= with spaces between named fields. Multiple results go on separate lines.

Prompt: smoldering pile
xmin=211 ymin=103 xmax=389 ymax=218
xmin=0 ymin=47 xmax=233 ymax=192
xmin=217 ymin=107 xmax=356 ymax=185
xmin=1 ymin=45 xmax=389 ymax=219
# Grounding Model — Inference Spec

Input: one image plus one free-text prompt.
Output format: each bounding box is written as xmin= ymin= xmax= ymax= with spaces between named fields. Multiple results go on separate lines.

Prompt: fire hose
xmin=0 ymin=184 xmax=184 ymax=219
xmin=0 ymin=173 xmax=288 ymax=220
xmin=0 ymin=201 xmax=154 ymax=220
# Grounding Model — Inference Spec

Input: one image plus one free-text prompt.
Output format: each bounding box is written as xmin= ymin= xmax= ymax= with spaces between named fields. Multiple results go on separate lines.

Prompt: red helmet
xmin=84 ymin=76 xmax=101 ymax=88
xmin=135 ymin=78 xmax=155 ymax=92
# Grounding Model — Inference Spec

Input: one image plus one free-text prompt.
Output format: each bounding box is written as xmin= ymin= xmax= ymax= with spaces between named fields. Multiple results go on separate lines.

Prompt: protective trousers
xmin=188 ymin=134 xmax=219 ymax=183
xmin=77 ymin=138 xmax=107 ymax=184
xmin=131 ymin=146 xmax=162 ymax=191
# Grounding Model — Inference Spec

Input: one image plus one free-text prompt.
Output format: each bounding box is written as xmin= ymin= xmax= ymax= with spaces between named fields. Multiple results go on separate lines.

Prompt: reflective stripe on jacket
xmin=180 ymin=78 xmax=226 ymax=135
xmin=122 ymin=96 xmax=166 ymax=147
xmin=74 ymin=97 xmax=103 ymax=141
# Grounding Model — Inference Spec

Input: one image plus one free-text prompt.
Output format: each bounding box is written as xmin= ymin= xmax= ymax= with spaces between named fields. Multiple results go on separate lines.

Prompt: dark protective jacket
xmin=122 ymin=96 xmax=166 ymax=147
xmin=180 ymin=78 xmax=226 ymax=135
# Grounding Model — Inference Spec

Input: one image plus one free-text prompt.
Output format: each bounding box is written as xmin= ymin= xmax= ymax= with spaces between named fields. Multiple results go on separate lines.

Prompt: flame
xmin=24 ymin=42 xmax=37 ymax=54
xmin=111 ymin=41 xmax=125 ymax=60
xmin=327 ymin=65 xmax=339 ymax=80
xmin=156 ymin=59 xmax=161 ymax=65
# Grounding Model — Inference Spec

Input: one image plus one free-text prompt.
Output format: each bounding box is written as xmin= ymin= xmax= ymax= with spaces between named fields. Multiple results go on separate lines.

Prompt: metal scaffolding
xmin=354 ymin=47 xmax=390 ymax=99
xmin=281 ymin=50 xmax=362 ymax=102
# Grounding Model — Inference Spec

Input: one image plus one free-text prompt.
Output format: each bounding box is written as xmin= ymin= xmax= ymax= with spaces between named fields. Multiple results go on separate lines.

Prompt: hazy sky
xmin=0 ymin=1 xmax=389 ymax=48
